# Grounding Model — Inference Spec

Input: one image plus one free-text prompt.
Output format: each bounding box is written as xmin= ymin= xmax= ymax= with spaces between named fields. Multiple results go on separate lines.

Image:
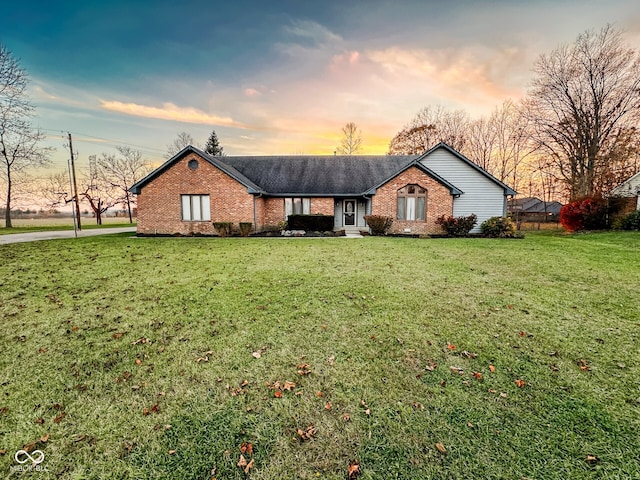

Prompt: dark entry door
xmin=343 ymin=199 xmax=356 ymax=226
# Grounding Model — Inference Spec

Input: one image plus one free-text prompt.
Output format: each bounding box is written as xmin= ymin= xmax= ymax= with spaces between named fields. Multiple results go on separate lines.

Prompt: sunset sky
xmin=3 ymin=0 xmax=640 ymax=172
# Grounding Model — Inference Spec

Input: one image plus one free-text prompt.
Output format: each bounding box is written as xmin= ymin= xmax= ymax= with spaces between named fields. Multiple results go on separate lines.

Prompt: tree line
xmin=388 ymin=25 xmax=640 ymax=202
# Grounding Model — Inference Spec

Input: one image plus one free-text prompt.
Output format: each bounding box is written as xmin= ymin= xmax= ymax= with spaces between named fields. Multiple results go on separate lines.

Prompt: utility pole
xmin=68 ymin=132 xmax=82 ymax=231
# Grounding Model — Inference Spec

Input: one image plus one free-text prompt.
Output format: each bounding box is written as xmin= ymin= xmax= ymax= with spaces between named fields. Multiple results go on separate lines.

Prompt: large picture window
xmin=397 ymin=185 xmax=426 ymax=221
xmin=181 ymin=194 xmax=211 ymax=221
xmin=285 ymin=197 xmax=310 ymax=216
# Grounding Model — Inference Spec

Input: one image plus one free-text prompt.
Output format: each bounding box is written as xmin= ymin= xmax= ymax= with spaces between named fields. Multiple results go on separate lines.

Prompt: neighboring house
xmin=610 ymin=171 xmax=640 ymax=211
xmin=507 ymin=197 xmax=563 ymax=220
xmin=130 ymin=142 xmax=516 ymax=236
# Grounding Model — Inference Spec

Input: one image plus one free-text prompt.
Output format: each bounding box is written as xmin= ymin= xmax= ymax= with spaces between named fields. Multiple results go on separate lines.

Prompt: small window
xmin=181 ymin=195 xmax=210 ymax=221
xmin=284 ymin=197 xmax=310 ymax=217
xmin=188 ymin=159 xmax=199 ymax=170
xmin=397 ymin=184 xmax=426 ymax=221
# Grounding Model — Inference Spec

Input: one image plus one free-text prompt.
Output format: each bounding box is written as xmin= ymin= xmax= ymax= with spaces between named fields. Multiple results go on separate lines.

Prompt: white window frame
xmin=181 ymin=194 xmax=211 ymax=221
xmin=285 ymin=197 xmax=311 ymax=217
xmin=397 ymin=185 xmax=426 ymax=221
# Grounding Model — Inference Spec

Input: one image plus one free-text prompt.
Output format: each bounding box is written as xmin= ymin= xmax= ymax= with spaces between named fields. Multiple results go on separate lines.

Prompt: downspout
xmin=253 ymin=193 xmax=262 ymax=233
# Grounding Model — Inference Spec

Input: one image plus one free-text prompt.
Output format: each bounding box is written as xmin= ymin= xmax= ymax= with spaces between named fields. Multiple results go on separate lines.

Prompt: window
xmin=181 ymin=195 xmax=211 ymax=221
xmin=284 ymin=197 xmax=310 ymax=216
xmin=397 ymin=185 xmax=426 ymax=221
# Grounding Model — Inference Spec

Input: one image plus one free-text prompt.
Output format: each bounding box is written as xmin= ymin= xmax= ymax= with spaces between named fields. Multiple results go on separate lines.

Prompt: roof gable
xmin=130 ymin=146 xmax=261 ymax=194
xmin=418 ymin=142 xmax=517 ymax=196
xmin=364 ymin=159 xmax=463 ymax=196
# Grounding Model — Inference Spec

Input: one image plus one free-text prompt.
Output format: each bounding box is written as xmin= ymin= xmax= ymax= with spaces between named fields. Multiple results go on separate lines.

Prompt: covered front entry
xmin=343 ymin=199 xmax=356 ymax=226
xmin=334 ymin=198 xmax=368 ymax=230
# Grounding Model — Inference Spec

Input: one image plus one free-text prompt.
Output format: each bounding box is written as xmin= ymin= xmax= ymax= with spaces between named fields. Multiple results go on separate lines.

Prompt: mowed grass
xmin=0 ymin=232 xmax=639 ymax=479
xmin=0 ymin=217 xmax=135 ymax=234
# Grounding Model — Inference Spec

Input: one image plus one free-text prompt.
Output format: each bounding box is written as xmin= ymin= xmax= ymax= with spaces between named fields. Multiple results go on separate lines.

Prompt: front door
xmin=343 ymin=199 xmax=356 ymax=226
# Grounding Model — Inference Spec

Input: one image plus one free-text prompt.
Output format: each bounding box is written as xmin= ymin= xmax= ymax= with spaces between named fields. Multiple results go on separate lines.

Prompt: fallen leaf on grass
xmin=425 ymin=361 xmax=437 ymax=371
xmin=240 ymin=442 xmax=254 ymax=455
xmin=252 ymin=351 xmax=261 ymax=359
xmin=472 ymin=371 xmax=483 ymax=380
xmin=436 ymin=442 xmax=447 ymax=454
xmin=296 ymin=425 xmax=317 ymax=441
xmin=586 ymin=454 xmax=599 ymax=465
xmin=449 ymin=366 xmax=464 ymax=375
xmin=283 ymin=381 xmax=296 ymax=391
xmin=348 ymin=461 xmax=360 ymax=479
xmin=578 ymin=359 xmax=590 ymax=371
xmin=237 ymin=454 xmax=247 ymax=468
xmin=168 ymin=449 xmax=176 ymax=455
xmin=514 ymin=379 xmax=526 ymax=388
xmin=297 ymin=363 xmax=311 ymax=375
xmin=0 ymin=406 xmax=8 ymax=415
xmin=446 ymin=343 xmax=456 ymax=351
xmin=489 ymin=365 xmax=496 ymax=373
xmin=324 ymin=401 xmax=332 ymax=411
xmin=40 ymin=433 xmax=50 ymax=443
xmin=53 ymin=412 xmax=66 ymax=423
xmin=460 ymin=351 xmax=478 ymax=359
xmin=135 ymin=359 xmax=142 ymax=365
xmin=244 ymin=458 xmax=254 ymax=474
xmin=35 ymin=417 xmax=44 ymax=424
xmin=0 ymin=449 xmax=6 ymax=455
xmin=274 ymin=391 xmax=282 ymax=398
xmin=112 ymin=332 xmax=125 ymax=339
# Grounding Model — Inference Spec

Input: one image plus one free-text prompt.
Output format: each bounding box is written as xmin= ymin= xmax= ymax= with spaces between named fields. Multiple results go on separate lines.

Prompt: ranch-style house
xmin=130 ymin=142 xmax=516 ymax=236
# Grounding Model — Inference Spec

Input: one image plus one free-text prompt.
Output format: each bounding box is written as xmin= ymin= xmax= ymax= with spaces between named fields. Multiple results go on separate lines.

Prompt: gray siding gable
xmin=417 ymin=143 xmax=516 ymax=232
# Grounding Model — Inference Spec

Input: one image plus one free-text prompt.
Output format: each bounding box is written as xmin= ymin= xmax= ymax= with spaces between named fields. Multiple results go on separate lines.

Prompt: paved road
xmin=0 ymin=227 xmax=137 ymax=245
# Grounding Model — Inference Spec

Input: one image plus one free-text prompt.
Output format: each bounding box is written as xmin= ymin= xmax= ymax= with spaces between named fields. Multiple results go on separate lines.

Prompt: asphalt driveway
xmin=0 ymin=227 xmax=137 ymax=245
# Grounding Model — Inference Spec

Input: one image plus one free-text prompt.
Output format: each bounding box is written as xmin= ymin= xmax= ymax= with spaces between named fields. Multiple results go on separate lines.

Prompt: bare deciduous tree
xmin=465 ymin=100 xmax=532 ymax=192
xmin=98 ymin=147 xmax=151 ymax=223
xmin=0 ymin=44 xmax=51 ymax=227
xmin=166 ymin=131 xmax=198 ymax=158
xmin=524 ymin=25 xmax=640 ymax=199
xmin=336 ymin=122 xmax=363 ymax=155
xmin=388 ymin=105 xmax=469 ymax=155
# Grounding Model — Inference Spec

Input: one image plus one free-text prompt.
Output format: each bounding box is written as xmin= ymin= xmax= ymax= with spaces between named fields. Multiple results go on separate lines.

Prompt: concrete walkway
xmin=0 ymin=227 xmax=137 ymax=245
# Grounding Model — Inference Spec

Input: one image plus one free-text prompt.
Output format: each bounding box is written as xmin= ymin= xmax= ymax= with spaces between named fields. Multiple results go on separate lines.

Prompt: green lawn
xmin=0 ymin=219 xmax=135 ymax=234
xmin=1 ymin=232 xmax=638 ymax=479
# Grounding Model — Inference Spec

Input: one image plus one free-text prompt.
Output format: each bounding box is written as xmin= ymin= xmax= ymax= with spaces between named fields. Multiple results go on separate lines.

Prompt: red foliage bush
xmin=559 ymin=197 xmax=608 ymax=232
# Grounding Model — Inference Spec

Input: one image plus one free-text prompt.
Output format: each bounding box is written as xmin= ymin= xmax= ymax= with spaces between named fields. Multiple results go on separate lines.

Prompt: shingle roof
xmin=130 ymin=144 xmax=512 ymax=198
xmin=220 ymin=154 xmax=417 ymax=195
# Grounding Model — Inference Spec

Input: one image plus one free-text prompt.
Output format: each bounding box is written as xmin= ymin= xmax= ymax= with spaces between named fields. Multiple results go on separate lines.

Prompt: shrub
xmin=239 ymin=222 xmax=253 ymax=237
xmin=212 ymin=222 xmax=233 ymax=237
xmin=480 ymin=216 xmax=517 ymax=238
xmin=559 ymin=197 xmax=608 ymax=232
xmin=435 ymin=214 xmax=477 ymax=237
xmin=364 ymin=215 xmax=393 ymax=235
xmin=287 ymin=214 xmax=334 ymax=231
xmin=616 ymin=210 xmax=640 ymax=230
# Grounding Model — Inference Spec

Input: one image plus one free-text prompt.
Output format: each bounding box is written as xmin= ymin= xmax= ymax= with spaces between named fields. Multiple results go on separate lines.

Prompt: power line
xmin=39 ymin=128 xmax=166 ymax=156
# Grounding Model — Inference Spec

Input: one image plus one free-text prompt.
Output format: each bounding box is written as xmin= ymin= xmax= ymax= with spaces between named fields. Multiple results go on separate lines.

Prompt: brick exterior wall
xmin=136 ymin=153 xmax=255 ymax=235
xmin=136 ymin=155 xmax=453 ymax=235
xmin=260 ymin=197 xmax=336 ymax=230
xmin=371 ymin=166 xmax=453 ymax=234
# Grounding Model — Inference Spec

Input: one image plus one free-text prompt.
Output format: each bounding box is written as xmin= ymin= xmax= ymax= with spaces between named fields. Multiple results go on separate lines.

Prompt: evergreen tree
xmin=204 ymin=130 xmax=225 ymax=156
